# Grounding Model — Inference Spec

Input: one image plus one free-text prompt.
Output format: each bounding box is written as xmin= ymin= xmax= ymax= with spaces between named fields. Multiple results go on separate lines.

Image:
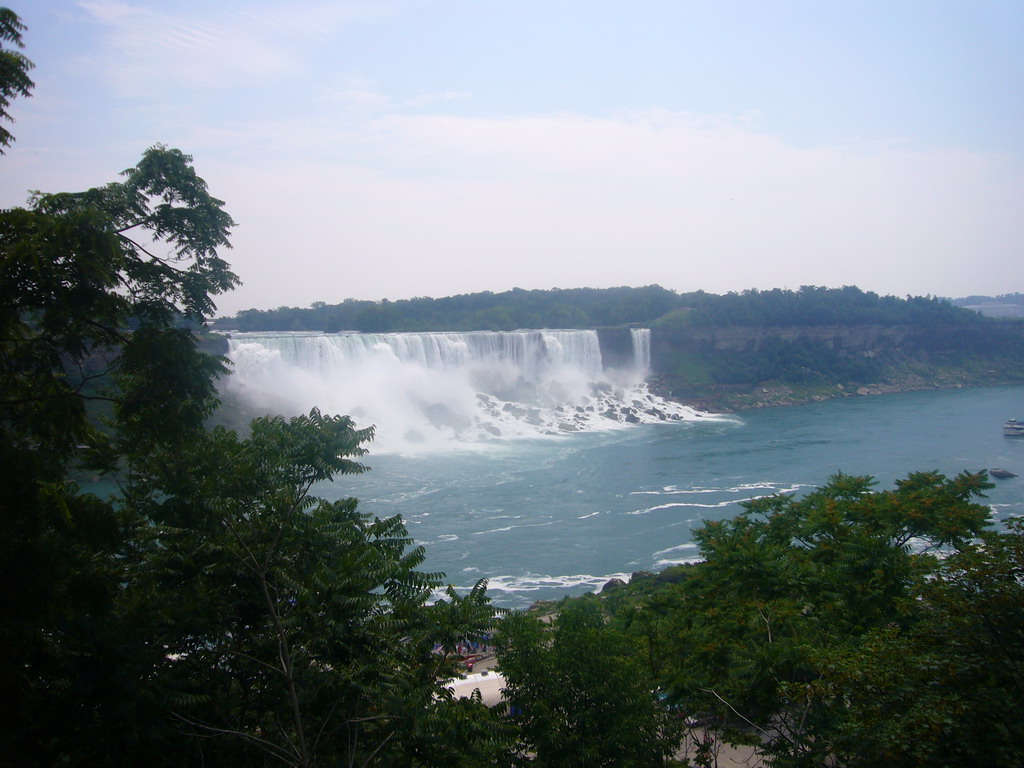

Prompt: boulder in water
xmin=601 ymin=577 xmax=627 ymax=593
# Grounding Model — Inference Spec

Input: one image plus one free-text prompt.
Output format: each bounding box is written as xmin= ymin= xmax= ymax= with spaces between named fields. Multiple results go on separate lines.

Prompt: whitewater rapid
xmin=221 ymin=329 xmax=709 ymax=453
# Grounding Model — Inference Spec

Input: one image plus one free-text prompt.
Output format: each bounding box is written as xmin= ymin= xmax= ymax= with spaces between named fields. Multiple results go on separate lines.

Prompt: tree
xmin=127 ymin=409 xmax=507 ymax=767
xmin=811 ymin=518 xmax=1024 ymax=767
xmin=1 ymin=137 xmax=512 ymax=765
xmin=661 ymin=471 xmax=993 ymax=765
xmin=1 ymin=143 xmax=238 ymax=765
xmin=387 ymin=579 xmax=517 ymax=768
xmin=497 ymin=599 xmax=682 ymax=767
xmin=0 ymin=7 xmax=34 ymax=151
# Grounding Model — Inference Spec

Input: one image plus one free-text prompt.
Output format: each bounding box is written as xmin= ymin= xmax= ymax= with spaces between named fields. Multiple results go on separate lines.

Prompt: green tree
xmin=127 ymin=409 xmax=508 ymax=767
xmin=393 ymin=580 xmax=517 ymax=768
xmin=497 ymin=599 xmax=682 ymax=767
xmin=1 ymin=143 xmax=237 ymax=765
xmin=0 ymin=7 xmax=34 ymax=151
xmin=661 ymin=471 xmax=993 ymax=765
xmin=1 ymin=90 xmax=508 ymax=762
xmin=811 ymin=518 xmax=1024 ymax=767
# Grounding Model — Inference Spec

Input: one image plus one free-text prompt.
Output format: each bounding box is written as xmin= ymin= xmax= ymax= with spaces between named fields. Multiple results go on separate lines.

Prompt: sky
xmin=3 ymin=1 xmax=1023 ymax=317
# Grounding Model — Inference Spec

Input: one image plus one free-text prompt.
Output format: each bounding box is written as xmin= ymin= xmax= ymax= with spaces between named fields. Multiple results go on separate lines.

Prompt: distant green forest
xmin=216 ymin=284 xmax=985 ymax=333
xmin=951 ymin=292 xmax=1024 ymax=318
xmin=952 ymin=291 xmax=1024 ymax=306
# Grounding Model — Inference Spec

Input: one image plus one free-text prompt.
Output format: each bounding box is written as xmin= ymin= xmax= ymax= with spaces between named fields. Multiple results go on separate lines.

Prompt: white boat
xmin=1004 ymin=418 xmax=1024 ymax=437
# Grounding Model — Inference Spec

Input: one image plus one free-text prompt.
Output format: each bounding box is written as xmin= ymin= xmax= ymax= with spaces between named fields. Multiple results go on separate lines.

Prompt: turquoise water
xmin=324 ymin=386 xmax=1024 ymax=609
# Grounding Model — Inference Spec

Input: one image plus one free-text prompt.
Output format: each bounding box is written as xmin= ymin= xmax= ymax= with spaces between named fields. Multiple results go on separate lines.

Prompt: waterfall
xmin=630 ymin=328 xmax=651 ymax=372
xmin=244 ymin=330 xmax=604 ymax=379
xmin=222 ymin=329 xmax=702 ymax=452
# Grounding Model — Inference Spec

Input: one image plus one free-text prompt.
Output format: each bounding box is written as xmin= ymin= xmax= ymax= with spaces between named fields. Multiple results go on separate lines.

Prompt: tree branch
xmin=699 ymin=688 xmax=775 ymax=743
xmin=172 ymin=712 xmax=299 ymax=767
xmin=258 ymin=571 xmax=312 ymax=768
xmin=117 ymin=231 xmax=190 ymax=274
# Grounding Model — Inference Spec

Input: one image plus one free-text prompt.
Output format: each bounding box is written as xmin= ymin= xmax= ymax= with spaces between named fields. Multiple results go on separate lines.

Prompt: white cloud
xmin=76 ymin=0 xmax=383 ymax=95
xmin=197 ymin=108 xmax=1023 ymax=314
xmin=406 ymin=91 xmax=471 ymax=108
xmin=318 ymin=75 xmax=393 ymax=112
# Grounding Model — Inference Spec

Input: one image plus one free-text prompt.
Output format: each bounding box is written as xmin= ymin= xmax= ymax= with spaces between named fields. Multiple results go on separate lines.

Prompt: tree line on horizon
xmin=953 ymin=291 xmax=1024 ymax=307
xmin=216 ymin=284 xmax=995 ymax=334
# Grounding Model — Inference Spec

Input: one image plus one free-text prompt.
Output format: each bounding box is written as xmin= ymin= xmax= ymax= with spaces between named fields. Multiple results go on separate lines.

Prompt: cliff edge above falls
xmin=647 ymin=322 xmax=1024 ymax=412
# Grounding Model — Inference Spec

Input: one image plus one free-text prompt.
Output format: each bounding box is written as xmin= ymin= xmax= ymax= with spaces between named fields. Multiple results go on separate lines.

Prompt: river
xmin=319 ymin=384 xmax=1024 ymax=609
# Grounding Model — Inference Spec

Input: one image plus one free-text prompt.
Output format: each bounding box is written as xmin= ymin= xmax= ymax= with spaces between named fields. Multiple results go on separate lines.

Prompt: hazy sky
xmin=3 ymin=1 xmax=1023 ymax=316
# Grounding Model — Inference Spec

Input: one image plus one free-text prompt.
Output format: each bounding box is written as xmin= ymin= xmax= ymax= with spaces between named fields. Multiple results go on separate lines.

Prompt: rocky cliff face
xmin=651 ymin=324 xmax=912 ymax=355
xmin=595 ymin=326 xmax=636 ymax=369
xmin=647 ymin=322 xmax=1024 ymax=411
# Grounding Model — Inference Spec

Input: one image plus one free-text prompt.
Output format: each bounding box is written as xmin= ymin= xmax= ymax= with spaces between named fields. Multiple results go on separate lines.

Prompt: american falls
xmin=221 ymin=329 xmax=705 ymax=452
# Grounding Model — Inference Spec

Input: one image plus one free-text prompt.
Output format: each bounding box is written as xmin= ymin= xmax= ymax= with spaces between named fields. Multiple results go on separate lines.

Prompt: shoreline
xmin=665 ymin=377 xmax=1024 ymax=414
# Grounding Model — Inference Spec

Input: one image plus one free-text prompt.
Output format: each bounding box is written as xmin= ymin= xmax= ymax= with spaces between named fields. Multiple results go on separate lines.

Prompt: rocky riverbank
xmin=647 ymin=322 xmax=1024 ymax=413
xmin=656 ymin=374 xmax=1012 ymax=414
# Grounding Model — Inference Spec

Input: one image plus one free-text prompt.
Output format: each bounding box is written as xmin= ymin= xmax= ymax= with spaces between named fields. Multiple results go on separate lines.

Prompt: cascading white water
xmin=630 ymin=328 xmax=651 ymax=372
xmin=222 ymin=329 xmax=703 ymax=452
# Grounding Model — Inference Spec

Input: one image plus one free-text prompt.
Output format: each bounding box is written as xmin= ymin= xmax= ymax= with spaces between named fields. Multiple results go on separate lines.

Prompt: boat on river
xmin=1004 ymin=419 xmax=1024 ymax=437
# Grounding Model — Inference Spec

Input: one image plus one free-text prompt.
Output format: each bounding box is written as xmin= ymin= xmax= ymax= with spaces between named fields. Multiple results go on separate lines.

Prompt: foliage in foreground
xmin=550 ymin=470 xmax=1022 ymax=768
xmin=0 ymin=7 xmax=33 ymax=152
xmin=497 ymin=600 xmax=682 ymax=767
xmin=2 ymin=139 xmax=237 ymax=764
xmin=131 ymin=410 xmax=507 ymax=767
xmin=811 ymin=518 xmax=1024 ymax=767
xmin=0 ymin=134 xmax=508 ymax=765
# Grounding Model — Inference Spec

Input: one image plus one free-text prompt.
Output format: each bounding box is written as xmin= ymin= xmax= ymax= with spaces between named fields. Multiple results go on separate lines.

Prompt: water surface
xmin=326 ymin=386 xmax=1024 ymax=608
